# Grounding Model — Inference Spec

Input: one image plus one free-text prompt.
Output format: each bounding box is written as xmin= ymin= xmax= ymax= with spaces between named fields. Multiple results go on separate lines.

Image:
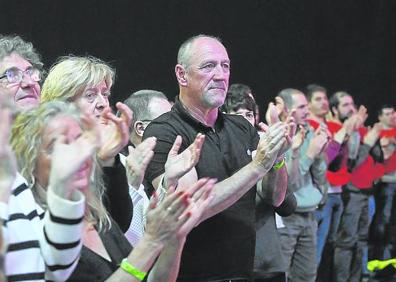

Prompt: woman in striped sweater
xmin=11 ymin=101 xmax=214 ymax=281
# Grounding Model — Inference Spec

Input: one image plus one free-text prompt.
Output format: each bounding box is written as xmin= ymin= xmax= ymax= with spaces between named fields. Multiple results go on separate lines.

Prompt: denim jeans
xmin=278 ymin=212 xmax=317 ymax=282
xmin=334 ymin=190 xmax=369 ymax=282
xmin=314 ymin=193 xmax=343 ymax=264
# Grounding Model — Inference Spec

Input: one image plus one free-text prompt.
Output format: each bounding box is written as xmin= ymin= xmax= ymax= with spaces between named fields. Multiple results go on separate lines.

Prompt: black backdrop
xmin=1 ymin=0 xmax=395 ymax=124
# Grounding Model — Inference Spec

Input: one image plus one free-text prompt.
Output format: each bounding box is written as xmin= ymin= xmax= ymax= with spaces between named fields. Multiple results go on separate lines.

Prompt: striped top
xmin=1 ymin=173 xmax=85 ymax=282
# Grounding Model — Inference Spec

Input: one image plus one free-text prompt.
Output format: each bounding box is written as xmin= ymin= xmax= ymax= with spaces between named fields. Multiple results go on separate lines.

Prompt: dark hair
xmin=329 ymin=91 xmax=351 ymax=115
xmin=378 ymin=104 xmax=394 ymax=117
xmin=221 ymin=83 xmax=256 ymax=114
xmin=305 ymin=84 xmax=327 ymax=102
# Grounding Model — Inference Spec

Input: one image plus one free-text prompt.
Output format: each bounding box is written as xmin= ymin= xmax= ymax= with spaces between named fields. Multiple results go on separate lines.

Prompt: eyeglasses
xmin=0 ymin=67 xmax=41 ymax=84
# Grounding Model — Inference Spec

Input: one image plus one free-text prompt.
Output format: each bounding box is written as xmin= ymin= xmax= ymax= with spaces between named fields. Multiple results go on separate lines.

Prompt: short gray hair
xmin=0 ymin=34 xmax=43 ymax=69
xmin=122 ymin=89 xmax=168 ymax=122
xmin=277 ymin=88 xmax=303 ymax=110
xmin=177 ymin=34 xmax=223 ymax=68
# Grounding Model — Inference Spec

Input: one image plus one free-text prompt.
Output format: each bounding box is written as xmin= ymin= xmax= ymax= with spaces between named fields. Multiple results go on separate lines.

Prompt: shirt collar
xmin=173 ymin=96 xmax=225 ymax=132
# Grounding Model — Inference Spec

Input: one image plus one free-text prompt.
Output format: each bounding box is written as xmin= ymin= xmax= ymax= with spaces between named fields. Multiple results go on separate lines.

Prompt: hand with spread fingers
xmin=163 ymin=133 xmax=205 ymax=189
xmin=144 ymin=177 xmax=215 ymax=244
xmin=126 ymin=137 xmax=156 ymax=189
xmin=0 ymin=95 xmax=17 ymax=203
xmin=49 ymin=113 xmax=101 ymax=199
xmin=98 ymin=102 xmax=132 ymax=164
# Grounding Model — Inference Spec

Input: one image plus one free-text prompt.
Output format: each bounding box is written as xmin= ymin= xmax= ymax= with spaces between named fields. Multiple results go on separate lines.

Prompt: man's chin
xmin=16 ymin=97 xmax=40 ymax=111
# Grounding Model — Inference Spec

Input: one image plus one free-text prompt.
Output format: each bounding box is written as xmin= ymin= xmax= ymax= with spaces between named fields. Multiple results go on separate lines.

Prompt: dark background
xmin=1 ymin=0 xmax=395 ymax=124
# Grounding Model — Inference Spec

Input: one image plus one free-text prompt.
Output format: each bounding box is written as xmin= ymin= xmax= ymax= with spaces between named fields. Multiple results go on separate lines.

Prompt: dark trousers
xmin=334 ymin=190 xmax=369 ymax=282
xmin=371 ymin=182 xmax=396 ymax=260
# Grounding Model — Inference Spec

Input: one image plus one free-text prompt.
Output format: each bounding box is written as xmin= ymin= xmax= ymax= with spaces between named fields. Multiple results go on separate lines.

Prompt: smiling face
xmin=0 ymin=52 xmax=41 ymax=110
xmin=180 ymin=37 xmax=230 ymax=109
xmin=35 ymin=115 xmax=92 ymax=192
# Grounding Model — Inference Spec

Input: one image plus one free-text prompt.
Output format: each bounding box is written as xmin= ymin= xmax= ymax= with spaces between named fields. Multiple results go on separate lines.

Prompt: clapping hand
xmin=144 ymin=177 xmax=215 ymax=244
xmin=126 ymin=137 xmax=156 ymax=189
xmin=49 ymin=113 xmax=101 ymax=199
xmin=163 ymin=134 xmax=205 ymax=189
xmin=98 ymin=102 xmax=132 ymax=164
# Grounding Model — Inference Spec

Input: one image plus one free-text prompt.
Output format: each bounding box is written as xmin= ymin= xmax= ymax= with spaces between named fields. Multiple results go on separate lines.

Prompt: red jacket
xmin=307 ymin=119 xmax=350 ymax=186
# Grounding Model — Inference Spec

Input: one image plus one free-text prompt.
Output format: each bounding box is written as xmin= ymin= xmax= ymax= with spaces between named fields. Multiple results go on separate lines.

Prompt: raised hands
xmin=363 ymin=122 xmax=383 ymax=147
xmin=263 ymin=101 xmax=297 ymax=157
xmin=98 ymin=102 xmax=132 ymax=164
xmin=0 ymin=95 xmax=17 ymax=203
xmin=291 ymin=125 xmax=307 ymax=151
xmin=49 ymin=114 xmax=101 ymax=199
xmin=253 ymin=122 xmax=288 ymax=172
xmin=163 ymin=134 xmax=205 ymax=189
xmin=306 ymin=126 xmax=329 ymax=159
xmin=125 ymin=137 xmax=156 ymax=188
xmin=144 ymin=177 xmax=215 ymax=243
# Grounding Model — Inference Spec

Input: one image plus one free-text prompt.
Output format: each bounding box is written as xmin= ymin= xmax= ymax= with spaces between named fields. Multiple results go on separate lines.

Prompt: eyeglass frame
xmin=0 ymin=66 xmax=41 ymax=84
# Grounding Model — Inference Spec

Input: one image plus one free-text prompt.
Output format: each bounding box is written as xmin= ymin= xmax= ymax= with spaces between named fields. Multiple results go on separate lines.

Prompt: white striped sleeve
xmin=40 ymin=188 xmax=85 ymax=281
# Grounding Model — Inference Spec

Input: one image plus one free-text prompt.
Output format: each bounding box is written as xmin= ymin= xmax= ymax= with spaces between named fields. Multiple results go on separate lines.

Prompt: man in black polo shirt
xmin=143 ymin=34 xmax=293 ymax=282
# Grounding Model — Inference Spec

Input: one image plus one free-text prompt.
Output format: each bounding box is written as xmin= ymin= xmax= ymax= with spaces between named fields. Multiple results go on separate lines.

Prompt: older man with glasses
xmin=0 ymin=34 xmax=86 ymax=281
xmin=0 ymin=36 xmax=42 ymax=111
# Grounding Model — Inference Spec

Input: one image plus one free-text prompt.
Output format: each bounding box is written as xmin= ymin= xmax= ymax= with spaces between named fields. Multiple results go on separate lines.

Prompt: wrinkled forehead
xmin=189 ymin=37 xmax=230 ymax=64
xmin=0 ymin=52 xmax=32 ymax=73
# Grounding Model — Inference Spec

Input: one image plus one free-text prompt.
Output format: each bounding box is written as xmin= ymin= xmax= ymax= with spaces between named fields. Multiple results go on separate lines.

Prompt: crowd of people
xmin=0 ymin=33 xmax=395 ymax=282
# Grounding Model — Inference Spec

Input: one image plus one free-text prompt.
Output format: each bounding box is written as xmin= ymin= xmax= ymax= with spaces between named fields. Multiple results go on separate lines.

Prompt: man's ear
xmin=134 ymin=121 xmax=145 ymax=137
xmin=175 ymin=64 xmax=188 ymax=86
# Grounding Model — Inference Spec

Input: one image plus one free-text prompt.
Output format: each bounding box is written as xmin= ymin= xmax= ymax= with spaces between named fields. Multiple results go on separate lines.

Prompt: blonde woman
xmin=41 ymin=56 xmax=136 ymax=231
xmin=12 ymin=101 xmax=214 ymax=281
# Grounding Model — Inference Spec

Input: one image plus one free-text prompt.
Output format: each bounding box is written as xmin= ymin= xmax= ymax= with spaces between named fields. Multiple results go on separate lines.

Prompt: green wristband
xmin=273 ymin=157 xmax=285 ymax=171
xmin=120 ymin=258 xmax=147 ymax=281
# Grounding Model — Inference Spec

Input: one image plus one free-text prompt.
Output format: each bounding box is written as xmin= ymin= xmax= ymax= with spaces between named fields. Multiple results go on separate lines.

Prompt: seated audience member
xmin=40 ymin=56 xmax=133 ymax=231
xmin=120 ymin=90 xmax=172 ymax=246
xmin=0 ymin=34 xmax=85 ymax=281
xmin=11 ymin=101 xmax=215 ymax=281
xmin=222 ymin=83 xmax=297 ymax=282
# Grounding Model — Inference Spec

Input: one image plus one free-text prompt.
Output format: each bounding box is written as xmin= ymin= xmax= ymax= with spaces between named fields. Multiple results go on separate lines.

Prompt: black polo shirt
xmin=143 ymin=97 xmax=260 ymax=281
